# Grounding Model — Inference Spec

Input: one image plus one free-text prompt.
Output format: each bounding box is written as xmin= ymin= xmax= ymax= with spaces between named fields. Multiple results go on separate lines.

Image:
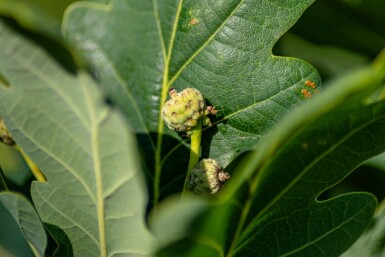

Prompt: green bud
xmin=189 ymin=158 xmax=230 ymax=196
xmin=162 ymin=88 xmax=216 ymax=134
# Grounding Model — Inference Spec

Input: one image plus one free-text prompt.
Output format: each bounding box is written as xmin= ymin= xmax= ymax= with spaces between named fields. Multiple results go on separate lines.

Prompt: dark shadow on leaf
xmin=201 ymin=125 xmax=219 ymax=159
xmin=44 ymin=223 xmax=73 ymax=257
xmin=137 ymin=133 xmax=190 ymax=205
xmin=225 ymin=151 xmax=251 ymax=172
xmin=156 ymin=233 xmax=198 ymax=257
xmin=318 ymin=165 xmax=385 ymax=202
xmin=155 ymin=207 xmax=212 ymax=257
xmin=201 ymin=99 xmax=226 ymax=159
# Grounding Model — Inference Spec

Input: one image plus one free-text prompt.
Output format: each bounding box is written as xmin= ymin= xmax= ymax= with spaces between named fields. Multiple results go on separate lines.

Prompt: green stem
xmin=182 ymin=119 xmax=202 ymax=195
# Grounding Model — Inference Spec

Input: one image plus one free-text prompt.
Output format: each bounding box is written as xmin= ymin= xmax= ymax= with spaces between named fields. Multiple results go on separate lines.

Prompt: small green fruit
xmin=162 ymin=88 xmax=216 ymax=134
xmin=189 ymin=158 xmax=230 ymax=196
xmin=0 ymin=118 xmax=15 ymax=145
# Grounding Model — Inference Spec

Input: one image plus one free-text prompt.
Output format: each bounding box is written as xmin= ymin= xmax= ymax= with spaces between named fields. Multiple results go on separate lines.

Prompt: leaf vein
xmin=8 ymin=111 xmax=97 ymax=204
xmin=279 ymin=202 xmax=371 ymax=256
xmin=35 ymin=188 xmax=99 ymax=247
xmin=239 ymin=113 xmax=384 ymax=252
xmin=82 ymin=79 xmax=108 ymax=257
xmin=4 ymin=37 xmax=89 ymax=129
xmin=167 ymin=0 xmax=245 ymax=86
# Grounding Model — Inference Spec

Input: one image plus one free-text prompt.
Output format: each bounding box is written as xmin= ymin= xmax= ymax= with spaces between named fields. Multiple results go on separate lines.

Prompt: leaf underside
xmin=0 ymin=21 xmax=154 ymax=257
xmin=0 ymin=192 xmax=47 ymax=257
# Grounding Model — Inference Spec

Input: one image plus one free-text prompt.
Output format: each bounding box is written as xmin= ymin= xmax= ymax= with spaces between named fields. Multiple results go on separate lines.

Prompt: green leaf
xmin=149 ymin=195 xmax=208 ymax=248
xmin=63 ymin=0 xmax=320 ymax=204
xmin=157 ymin=59 xmax=385 ymax=256
xmin=0 ymin=192 xmax=47 ymax=257
xmin=0 ymin=21 xmax=155 ymax=257
xmin=341 ymin=203 xmax=385 ymax=257
xmin=230 ymin=65 xmax=385 ymax=256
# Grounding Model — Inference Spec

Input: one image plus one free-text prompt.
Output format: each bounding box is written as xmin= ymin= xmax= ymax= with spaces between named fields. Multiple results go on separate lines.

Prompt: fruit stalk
xmin=182 ymin=119 xmax=202 ymax=195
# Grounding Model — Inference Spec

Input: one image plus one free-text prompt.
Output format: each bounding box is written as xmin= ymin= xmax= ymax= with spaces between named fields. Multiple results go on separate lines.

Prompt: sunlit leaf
xmin=63 ymin=0 xmax=320 ymax=205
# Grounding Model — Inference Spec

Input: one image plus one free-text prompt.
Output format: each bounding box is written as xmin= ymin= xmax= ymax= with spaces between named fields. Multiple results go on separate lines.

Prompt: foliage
xmin=0 ymin=0 xmax=384 ymax=257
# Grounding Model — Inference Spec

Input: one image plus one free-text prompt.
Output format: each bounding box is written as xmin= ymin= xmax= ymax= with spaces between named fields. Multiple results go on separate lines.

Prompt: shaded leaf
xmin=0 ymin=191 xmax=47 ymax=257
xmin=226 ymin=65 xmax=385 ymax=256
xmin=149 ymin=195 xmax=208 ymax=248
xmin=342 ymin=203 xmax=385 ymax=257
xmin=63 ymin=0 xmax=320 ymax=204
xmin=0 ymin=20 xmax=155 ymax=257
xmin=157 ymin=59 xmax=385 ymax=256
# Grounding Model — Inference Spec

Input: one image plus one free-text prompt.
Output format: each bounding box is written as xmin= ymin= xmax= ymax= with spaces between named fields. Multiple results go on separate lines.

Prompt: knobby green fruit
xmin=0 ymin=118 xmax=14 ymax=145
xmin=162 ymin=88 xmax=216 ymax=135
xmin=189 ymin=158 xmax=230 ymax=196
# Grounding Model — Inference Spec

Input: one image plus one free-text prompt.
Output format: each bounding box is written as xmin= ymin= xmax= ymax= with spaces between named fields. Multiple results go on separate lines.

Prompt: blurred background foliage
xmin=0 ymin=0 xmax=384 ymax=256
xmin=0 ymin=0 xmax=108 ymax=40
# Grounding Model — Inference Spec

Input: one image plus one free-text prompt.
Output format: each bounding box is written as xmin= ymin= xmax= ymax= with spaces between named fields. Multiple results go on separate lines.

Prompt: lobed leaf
xmin=62 ymin=0 xmax=320 ymax=204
